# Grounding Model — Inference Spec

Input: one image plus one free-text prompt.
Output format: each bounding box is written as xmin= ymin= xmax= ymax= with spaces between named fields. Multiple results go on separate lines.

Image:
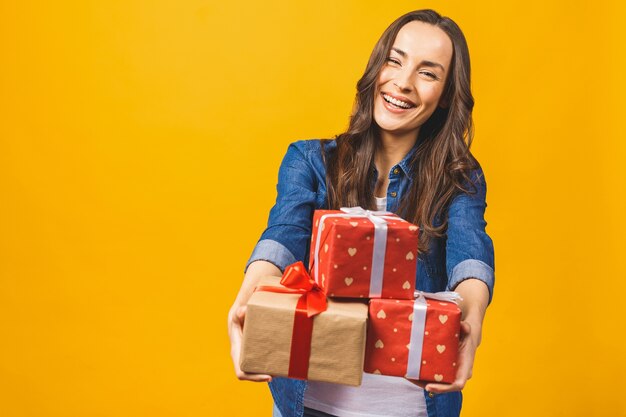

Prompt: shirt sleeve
xmin=244 ymin=141 xmax=318 ymax=273
xmin=445 ymin=166 xmax=496 ymax=305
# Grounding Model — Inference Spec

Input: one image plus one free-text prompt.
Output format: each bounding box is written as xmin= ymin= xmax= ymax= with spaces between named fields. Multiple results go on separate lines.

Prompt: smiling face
xmin=373 ymin=20 xmax=454 ymax=141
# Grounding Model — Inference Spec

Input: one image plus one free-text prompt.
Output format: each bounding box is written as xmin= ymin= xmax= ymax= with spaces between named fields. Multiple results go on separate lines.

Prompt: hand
xmin=228 ymin=303 xmax=273 ymax=382
xmin=409 ymin=320 xmax=478 ymax=393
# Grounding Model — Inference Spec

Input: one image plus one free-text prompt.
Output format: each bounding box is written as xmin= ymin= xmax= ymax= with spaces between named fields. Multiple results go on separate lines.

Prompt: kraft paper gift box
xmin=308 ymin=207 xmax=419 ymax=299
xmin=239 ymin=270 xmax=368 ymax=386
xmin=364 ymin=292 xmax=462 ymax=384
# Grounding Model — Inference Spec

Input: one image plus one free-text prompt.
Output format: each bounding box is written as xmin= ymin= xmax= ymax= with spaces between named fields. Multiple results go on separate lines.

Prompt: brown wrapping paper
xmin=239 ymin=276 xmax=368 ymax=386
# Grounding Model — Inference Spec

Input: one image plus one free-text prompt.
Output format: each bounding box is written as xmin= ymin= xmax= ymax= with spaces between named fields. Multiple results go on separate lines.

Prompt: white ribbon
xmin=312 ymin=206 xmax=401 ymax=297
xmin=412 ymin=290 xmax=463 ymax=304
xmin=405 ymin=291 xmax=462 ymax=380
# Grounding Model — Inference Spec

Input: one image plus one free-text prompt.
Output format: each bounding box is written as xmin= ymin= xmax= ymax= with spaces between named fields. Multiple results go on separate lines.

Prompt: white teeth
xmin=383 ymin=94 xmax=412 ymax=109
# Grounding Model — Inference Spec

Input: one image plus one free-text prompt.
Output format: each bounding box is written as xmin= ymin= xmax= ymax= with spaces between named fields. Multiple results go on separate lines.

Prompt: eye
xmin=386 ymin=57 xmax=401 ymax=65
xmin=420 ymin=71 xmax=437 ymax=80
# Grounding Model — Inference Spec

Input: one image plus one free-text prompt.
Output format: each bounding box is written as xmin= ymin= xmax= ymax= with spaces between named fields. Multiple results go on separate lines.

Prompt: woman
xmin=228 ymin=9 xmax=495 ymax=417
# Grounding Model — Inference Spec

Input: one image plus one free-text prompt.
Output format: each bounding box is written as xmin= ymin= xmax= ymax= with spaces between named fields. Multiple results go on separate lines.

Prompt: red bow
xmin=255 ymin=261 xmax=327 ymax=379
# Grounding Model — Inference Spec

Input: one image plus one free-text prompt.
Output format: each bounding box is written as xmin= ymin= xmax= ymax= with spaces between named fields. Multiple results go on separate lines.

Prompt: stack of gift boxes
xmin=240 ymin=208 xmax=462 ymax=386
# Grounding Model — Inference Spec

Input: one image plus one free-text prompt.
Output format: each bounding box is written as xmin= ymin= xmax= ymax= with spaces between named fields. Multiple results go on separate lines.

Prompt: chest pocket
xmin=315 ymin=188 xmax=328 ymax=209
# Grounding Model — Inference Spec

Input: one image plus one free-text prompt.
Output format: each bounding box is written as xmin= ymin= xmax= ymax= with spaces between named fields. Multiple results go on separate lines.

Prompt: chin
xmin=374 ymin=115 xmax=408 ymax=132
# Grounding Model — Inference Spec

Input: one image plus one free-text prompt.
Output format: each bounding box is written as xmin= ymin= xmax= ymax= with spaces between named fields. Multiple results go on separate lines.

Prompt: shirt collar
xmin=372 ymin=140 xmax=419 ymax=179
xmin=397 ymin=141 xmax=418 ymax=177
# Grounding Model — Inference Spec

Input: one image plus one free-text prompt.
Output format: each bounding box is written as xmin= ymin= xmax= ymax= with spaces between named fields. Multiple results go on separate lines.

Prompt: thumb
xmin=236 ymin=305 xmax=247 ymax=325
xmin=459 ymin=321 xmax=471 ymax=340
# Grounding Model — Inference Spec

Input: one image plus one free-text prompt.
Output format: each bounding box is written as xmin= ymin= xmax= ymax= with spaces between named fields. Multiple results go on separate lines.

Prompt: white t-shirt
xmin=303 ymin=196 xmax=427 ymax=417
xmin=374 ymin=196 xmax=387 ymax=211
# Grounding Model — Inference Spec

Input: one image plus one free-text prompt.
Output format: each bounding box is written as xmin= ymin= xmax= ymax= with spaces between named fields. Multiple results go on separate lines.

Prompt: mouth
xmin=380 ymin=92 xmax=417 ymax=110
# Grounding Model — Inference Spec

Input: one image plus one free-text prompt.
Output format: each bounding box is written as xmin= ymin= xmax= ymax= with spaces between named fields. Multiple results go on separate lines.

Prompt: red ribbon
xmin=255 ymin=261 xmax=327 ymax=380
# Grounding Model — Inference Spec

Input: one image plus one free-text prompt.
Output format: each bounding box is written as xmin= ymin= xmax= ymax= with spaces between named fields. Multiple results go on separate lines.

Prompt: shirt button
xmin=393 ymin=168 xmax=400 ymax=175
xmin=390 ymin=191 xmax=397 ymax=198
xmin=428 ymin=392 xmax=435 ymax=398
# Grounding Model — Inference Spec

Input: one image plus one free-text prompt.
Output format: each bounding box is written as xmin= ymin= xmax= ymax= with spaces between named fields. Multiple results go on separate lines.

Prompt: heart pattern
xmin=348 ymin=248 xmax=357 ymax=256
xmin=409 ymin=225 xmax=418 ymax=231
xmin=405 ymin=251 xmax=414 ymax=260
xmin=402 ymin=281 xmax=411 ymax=290
xmin=349 ymin=221 xmax=359 ymax=227
xmin=324 ymin=243 xmax=329 ymax=253
xmin=344 ymin=277 xmax=354 ymax=286
xmin=364 ymin=294 xmax=460 ymax=384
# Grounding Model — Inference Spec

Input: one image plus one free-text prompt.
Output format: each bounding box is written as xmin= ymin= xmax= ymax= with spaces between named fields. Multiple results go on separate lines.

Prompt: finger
xmin=456 ymin=353 xmax=473 ymax=382
xmin=236 ymin=305 xmax=247 ymax=325
xmin=229 ymin=334 xmax=242 ymax=373
xmin=228 ymin=314 xmax=243 ymax=358
xmin=406 ymin=378 xmax=427 ymax=389
xmin=455 ymin=342 xmax=475 ymax=383
xmin=228 ymin=312 xmax=245 ymax=377
xmin=230 ymin=339 xmax=272 ymax=383
xmin=425 ymin=359 xmax=472 ymax=392
xmin=228 ymin=305 xmax=271 ymax=383
xmin=236 ymin=370 xmax=273 ymax=383
xmin=459 ymin=321 xmax=471 ymax=340
xmin=421 ymin=322 xmax=476 ymax=393
xmin=424 ymin=381 xmax=464 ymax=393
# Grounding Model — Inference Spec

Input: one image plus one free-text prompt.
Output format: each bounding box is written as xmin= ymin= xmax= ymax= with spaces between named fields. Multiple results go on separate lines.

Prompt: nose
xmin=393 ymin=67 xmax=414 ymax=92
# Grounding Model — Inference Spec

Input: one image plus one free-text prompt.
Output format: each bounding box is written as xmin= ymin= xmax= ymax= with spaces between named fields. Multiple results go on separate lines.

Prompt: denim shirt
xmin=245 ymin=139 xmax=495 ymax=417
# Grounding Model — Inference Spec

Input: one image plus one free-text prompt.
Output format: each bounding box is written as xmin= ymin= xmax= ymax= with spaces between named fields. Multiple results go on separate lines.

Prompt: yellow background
xmin=1 ymin=1 xmax=625 ymax=416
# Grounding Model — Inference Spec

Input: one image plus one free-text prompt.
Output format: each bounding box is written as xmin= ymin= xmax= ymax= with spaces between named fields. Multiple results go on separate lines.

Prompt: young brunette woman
xmin=228 ymin=9 xmax=495 ymax=417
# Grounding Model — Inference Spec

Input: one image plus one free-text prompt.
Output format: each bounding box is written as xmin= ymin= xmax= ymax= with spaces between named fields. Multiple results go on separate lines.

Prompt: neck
xmin=375 ymin=129 xmax=419 ymax=174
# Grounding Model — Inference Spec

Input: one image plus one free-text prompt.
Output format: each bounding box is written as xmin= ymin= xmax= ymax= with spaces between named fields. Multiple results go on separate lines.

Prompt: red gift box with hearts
xmin=308 ymin=208 xmax=418 ymax=299
xmin=364 ymin=293 xmax=462 ymax=383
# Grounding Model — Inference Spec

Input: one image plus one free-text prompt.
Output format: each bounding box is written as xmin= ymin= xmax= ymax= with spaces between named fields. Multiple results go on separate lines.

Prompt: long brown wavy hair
xmin=322 ymin=9 xmax=480 ymax=254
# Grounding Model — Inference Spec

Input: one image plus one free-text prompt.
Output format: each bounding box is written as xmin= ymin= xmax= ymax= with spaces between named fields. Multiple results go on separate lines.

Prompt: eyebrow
xmin=391 ymin=47 xmax=446 ymax=72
